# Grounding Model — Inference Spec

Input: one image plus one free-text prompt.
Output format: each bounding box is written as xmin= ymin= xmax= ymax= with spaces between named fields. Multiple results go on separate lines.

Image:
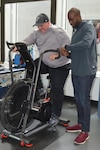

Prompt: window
xmin=4 ymin=0 xmax=51 ymax=60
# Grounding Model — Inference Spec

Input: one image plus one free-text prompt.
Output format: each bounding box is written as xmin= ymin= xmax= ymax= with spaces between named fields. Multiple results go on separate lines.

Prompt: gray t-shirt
xmin=23 ymin=24 xmax=71 ymax=68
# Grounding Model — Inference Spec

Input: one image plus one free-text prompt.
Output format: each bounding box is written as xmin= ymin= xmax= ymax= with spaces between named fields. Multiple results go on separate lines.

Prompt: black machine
xmin=0 ymin=42 xmax=70 ymax=147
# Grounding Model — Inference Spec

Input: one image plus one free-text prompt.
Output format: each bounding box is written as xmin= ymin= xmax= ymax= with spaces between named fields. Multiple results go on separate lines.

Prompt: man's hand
xmin=49 ymin=53 xmax=59 ymax=60
xmin=60 ymin=47 xmax=69 ymax=56
xmin=12 ymin=46 xmax=18 ymax=52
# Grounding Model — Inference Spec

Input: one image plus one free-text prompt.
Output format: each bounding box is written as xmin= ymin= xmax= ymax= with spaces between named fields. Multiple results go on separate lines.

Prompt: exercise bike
xmin=0 ymin=42 xmax=70 ymax=147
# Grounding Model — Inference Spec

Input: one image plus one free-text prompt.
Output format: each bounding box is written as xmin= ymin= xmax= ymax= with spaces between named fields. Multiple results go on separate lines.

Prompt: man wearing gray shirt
xmin=16 ymin=13 xmax=71 ymax=126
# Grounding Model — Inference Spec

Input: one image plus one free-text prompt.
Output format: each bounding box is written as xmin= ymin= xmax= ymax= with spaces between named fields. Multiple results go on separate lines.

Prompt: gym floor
xmin=0 ymin=97 xmax=100 ymax=150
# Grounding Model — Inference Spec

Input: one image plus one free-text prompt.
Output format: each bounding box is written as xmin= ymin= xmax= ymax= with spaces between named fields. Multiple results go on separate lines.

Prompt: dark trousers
xmin=34 ymin=58 xmax=70 ymax=116
xmin=72 ymin=74 xmax=95 ymax=132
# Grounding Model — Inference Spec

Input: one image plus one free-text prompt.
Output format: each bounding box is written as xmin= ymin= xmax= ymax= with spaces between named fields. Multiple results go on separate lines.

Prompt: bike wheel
xmin=0 ymin=79 xmax=34 ymax=133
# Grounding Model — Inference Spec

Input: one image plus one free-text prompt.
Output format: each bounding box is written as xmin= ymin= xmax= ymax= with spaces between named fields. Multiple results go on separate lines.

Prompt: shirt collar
xmin=74 ymin=21 xmax=86 ymax=31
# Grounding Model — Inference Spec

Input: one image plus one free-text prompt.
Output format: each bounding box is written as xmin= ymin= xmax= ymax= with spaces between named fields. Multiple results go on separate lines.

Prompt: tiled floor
xmin=0 ymin=98 xmax=100 ymax=150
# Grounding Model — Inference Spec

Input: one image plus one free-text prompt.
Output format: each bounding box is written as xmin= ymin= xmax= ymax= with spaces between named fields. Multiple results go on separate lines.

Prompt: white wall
xmin=67 ymin=0 xmax=100 ymax=20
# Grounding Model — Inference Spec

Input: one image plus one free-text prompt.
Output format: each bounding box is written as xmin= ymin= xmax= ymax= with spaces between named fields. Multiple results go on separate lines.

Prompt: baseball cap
xmin=33 ymin=13 xmax=49 ymax=27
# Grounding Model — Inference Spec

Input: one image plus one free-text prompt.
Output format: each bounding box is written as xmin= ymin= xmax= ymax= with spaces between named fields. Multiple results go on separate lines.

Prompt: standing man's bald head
xmin=68 ymin=8 xmax=81 ymax=16
xmin=68 ymin=8 xmax=82 ymax=28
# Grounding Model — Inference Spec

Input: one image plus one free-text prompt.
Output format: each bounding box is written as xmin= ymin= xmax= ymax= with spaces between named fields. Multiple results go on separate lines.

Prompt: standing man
xmin=60 ymin=8 xmax=97 ymax=144
xmin=14 ymin=13 xmax=71 ymax=126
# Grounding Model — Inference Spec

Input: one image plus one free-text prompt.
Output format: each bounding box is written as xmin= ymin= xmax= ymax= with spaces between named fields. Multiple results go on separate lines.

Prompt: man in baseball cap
xmin=14 ymin=12 xmax=71 ymax=127
xmin=33 ymin=13 xmax=49 ymax=27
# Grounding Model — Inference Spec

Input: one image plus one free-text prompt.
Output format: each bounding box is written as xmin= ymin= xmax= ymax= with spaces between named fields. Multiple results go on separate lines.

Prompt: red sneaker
xmin=74 ymin=132 xmax=89 ymax=144
xmin=66 ymin=124 xmax=82 ymax=132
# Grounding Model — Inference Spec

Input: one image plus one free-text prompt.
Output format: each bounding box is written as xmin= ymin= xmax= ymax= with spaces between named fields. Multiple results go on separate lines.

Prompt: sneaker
xmin=49 ymin=113 xmax=59 ymax=126
xmin=66 ymin=124 xmax=82 ymax=132
xmin=74 ymin=132 xmax=89 ymax=144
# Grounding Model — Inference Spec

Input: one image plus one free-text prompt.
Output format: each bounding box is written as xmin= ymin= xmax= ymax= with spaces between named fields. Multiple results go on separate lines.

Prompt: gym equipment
xmin=0 ymin=42 xmax=70 ymax=147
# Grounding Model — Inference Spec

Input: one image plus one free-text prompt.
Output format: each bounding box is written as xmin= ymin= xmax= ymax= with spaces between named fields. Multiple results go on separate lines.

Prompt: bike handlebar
xmin=6 ymin=41 xmax=61 ymax=59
